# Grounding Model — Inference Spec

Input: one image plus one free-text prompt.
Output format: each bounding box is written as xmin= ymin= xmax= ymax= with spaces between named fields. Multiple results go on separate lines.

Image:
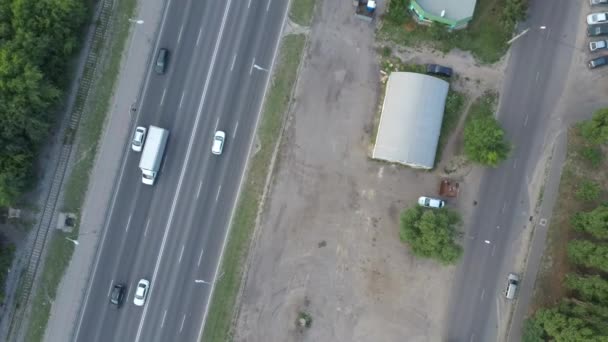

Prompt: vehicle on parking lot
xmin=588 ymin=23 xmax=608 ymax=36
xmin=417 ymin=196 xmax=445 ymax=209
xmin=110 ymin=284 xmax=125 ymax=306
xmin=591 ymin=0 xmax=608 ymax=6
xmin=590 ymin=39 xmax=608 ymax=51
xmin=131 ymin=126 xmax=147 ymax=152
xmin=588 ymin=12 xmax=608 ymax=25
xmin=588 ymin=55 xmax=608 ymax=69
xmin=155 ymin=48 xmax=169 ymax=74
xmin=212 ymin=130 xmax=226 ymax=155
xmin=425 ymin=64 xmax=453 ymax=78
xmin=133 ymin=279 xmax=150 ymax=306
xmin=505 ymin=273 xmax=519 ymax=299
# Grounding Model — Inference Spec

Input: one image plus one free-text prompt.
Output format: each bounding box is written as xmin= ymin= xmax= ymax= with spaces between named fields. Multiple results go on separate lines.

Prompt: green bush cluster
xmin=463 ymin=92 xmax=511 ymax=167
xmin=0 ymin=0 xmax=86 ymax=206
xmin=399 ymin=205 xmax=463 ymax=265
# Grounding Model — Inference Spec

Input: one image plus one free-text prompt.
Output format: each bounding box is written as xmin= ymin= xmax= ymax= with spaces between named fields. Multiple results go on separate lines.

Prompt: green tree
xmin=501 ymin=0 xmax=527 ymax=31
xmin=580 ymin=108 xmax=608 ymax=144
xmin=522 ymin=317 xmax=545 ymax=342
xmin=399 ymin=206 xmax=463 ymax=265
xmin=534 ymin=307 xmax=598 ymax=341
xmin=571 ymin=206 xmax=608 ymax=240
xmin=464 ymin=114 xmax=511 ymax=167
xmin=565 ymin=274 xmax=608 ymax=305
xmin=574 ymin=180 xmax=601 ymax=202
xmin=568 ymin=240 xmax=608 ymax=272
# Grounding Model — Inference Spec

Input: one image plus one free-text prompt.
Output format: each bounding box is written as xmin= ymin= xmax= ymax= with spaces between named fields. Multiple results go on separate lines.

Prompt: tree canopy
xmin=463 ymin=93 xmax=511 ymax=167
xmin=399 ymin=205 xmax=462 ymax=265
xmin=568 ymin=240 xmax=608 ymax=273
xmin=0 ymin=0 xmax=86 ymax=205
xmin=580 ymin=108 xmax=608 ymax=145
xmin=571 ymin=205 xmax=608 ymax=240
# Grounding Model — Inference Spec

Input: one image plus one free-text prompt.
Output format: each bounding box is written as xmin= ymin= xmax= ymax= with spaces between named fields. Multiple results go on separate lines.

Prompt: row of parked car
xmin=586 ymin=1 xmax=608 ymax=68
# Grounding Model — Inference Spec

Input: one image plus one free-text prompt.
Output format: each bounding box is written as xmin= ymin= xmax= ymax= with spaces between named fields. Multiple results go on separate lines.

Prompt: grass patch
xmin=289 ymin=0 xmax=316 ymax=26
xmin=25 ymin=233 xmax=75 ymax=342
xmin=379 ymin=0 xmax=516 ymax=64
xmin=24 ymin=0 xmax=137 ymax=340
xmin=533 ymin=127 xmax=608 ymax=311
xmin=436 ymin=90 xmax=466 ymax=164
xmin=466 ymin=91 xmax=497 ymax=121
xmin=202 ymin=33 xmax=306 ymax=342
xmin=62 ymin=1 xmax=137 ymax=213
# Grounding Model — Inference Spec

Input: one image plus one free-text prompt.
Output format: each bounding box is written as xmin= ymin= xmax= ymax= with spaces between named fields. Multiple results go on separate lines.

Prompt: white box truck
xmin=139 ymin=126 xmax=169 ymax=185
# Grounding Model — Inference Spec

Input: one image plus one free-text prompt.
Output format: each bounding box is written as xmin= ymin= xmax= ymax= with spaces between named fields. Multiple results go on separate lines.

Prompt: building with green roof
xmin=409 ymin=0 xmax=477 ymax=29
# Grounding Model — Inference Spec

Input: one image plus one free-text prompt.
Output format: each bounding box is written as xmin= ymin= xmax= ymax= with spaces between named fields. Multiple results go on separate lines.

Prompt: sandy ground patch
xmin=234 ymin=2 xmax=507 ymax=342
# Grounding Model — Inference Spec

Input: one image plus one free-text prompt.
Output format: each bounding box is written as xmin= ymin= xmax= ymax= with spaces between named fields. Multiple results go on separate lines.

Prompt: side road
xmin=43 ymin=0 xmax=166 ymax=341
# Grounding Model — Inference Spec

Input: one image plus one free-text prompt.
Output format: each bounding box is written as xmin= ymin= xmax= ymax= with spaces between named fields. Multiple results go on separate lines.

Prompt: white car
xmin=212 ymin=130 xmax=225 ymax=155
xmin=588 ymin=12 xmax=608 ymax=25
xmin=131 ymin=126 xmax=147 ymax=152
xmin=417 ymin=196 xmax=445 ymax=209
xmin=133 ymin=279 xmax=150 ymax=306
xmin=591 ymin=0 xmax=608 ymax=6
xmin=590 ymin=39 xmax=608 ymax=51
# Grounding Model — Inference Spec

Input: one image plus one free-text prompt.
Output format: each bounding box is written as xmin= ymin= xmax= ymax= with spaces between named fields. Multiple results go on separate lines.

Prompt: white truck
xmin=139 ymin=126 xmax=169 ymax=185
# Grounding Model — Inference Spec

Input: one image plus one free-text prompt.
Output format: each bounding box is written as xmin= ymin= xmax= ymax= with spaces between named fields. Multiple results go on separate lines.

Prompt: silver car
xmin=131 ymin=126 xmax=147 ymax=152
xmin=505 ymin=273 xmax=519 ymax=299
xmin=590 ymin=39 xmax=608 ymax=51
xmin=591 ymin=0 xmax=608 ymax=6
xmin=588 ymin=12 xmax=608 ymax=25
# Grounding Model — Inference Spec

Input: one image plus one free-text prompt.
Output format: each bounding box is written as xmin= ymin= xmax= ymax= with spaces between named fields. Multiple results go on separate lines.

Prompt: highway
xmin=73 ymin=0 xmax=289 ymax=341
xmin=445 ymin=0 xmax=580 ymax=341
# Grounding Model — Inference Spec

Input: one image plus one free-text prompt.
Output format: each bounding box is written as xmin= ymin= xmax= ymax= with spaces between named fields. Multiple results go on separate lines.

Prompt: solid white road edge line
xmin=134 ymin=1 xmax=234 ymax=341
xmin=196 ymin=0 xmax=291 ymax=339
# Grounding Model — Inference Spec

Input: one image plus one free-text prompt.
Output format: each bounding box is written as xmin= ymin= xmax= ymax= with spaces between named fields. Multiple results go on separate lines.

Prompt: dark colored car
xmin=589 ymin=55 xmax=608 ymax=69
xmin=155 ymin=48 xmax=169 ymax=74
xmin=588 ymin=23 xmax=608 ymax=37
xmin=110 ymin=284 xmax=125 ymax=306
xmin=425 ymin=64 xmax=453 ymax=78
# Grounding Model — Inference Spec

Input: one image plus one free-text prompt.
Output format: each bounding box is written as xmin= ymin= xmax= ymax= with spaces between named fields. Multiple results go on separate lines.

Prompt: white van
xmin=505 ymin=273 xmax=519 ymax=299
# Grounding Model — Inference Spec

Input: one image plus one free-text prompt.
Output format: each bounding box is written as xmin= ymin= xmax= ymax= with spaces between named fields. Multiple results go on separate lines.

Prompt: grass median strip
xmin=25 ymin=0 xmax=137 ymax=340
xmin=289 ymin=0 xmax=316 ymax=26
xmin=202 ymin=33 xmax=306 ymax=342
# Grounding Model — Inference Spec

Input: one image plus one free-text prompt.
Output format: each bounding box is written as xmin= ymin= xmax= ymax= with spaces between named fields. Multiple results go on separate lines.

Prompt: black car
xmin=155 ymin=48 xmax=169 ymax=74
xmin=110 ymin=284 xmax=125 ymax=306
xmin=591 ymin=0 xmax=608 ymax=6
xmin=425 ymin=64 xmax=453 ymax=78
xmin=588 ymin=23 xmax=608 ymax=37
xmin=589 ymin=56 xmax=608 ymax=69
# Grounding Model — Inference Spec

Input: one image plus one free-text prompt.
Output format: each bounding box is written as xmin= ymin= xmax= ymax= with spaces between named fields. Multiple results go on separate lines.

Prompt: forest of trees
xmin=0 ymin=0 xmax=87 ymax=206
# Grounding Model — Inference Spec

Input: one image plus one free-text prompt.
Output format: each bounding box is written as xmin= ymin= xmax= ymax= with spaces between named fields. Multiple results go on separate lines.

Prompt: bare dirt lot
xmin=234 ymin=1 xmax=506 ymax=342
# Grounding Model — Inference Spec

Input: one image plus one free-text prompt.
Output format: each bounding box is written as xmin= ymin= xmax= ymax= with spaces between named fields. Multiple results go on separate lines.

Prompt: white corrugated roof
xmin=372 ymin=72 xmax=449 ymax=169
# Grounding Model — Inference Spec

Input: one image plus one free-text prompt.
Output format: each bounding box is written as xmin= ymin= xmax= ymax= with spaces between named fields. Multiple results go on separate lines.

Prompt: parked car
xmin=588 ymin=55 xmax=608 ymax=68
xmin=109 ymin=284 xmax=125 ymax=306
xmin=155 ymin=48 xmax=169 ymax=74
xmin=588 ymin=23 xmax=608 ymax=36
xmin=591 ymin=0 xmax=608 ymax=6
xmin=590 ymin=39 xmax=608 ymax=51
xmin=211 ymin=130 xmax=226 ymax=155
xmin=425 ymin=64 xmax=453 ymax=78
xmin=588 ymin=12 xmax=608 ymax=25
xmin=505 ymin=273 xmax=519 ymax=299
xmin=133 ymin=279 xmax=150 ymax=306
xmin=131 ymin=126 xmax=147 ymax=152
xmin=417 ymin=196 xmax=445 ymax=209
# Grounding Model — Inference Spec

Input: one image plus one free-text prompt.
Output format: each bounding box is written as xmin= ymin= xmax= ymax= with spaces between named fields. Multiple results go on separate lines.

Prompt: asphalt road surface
xmin=445 ymin=1 xmax=580 ymax=341
xmin=74 ymin=0 xmax=289 ymax=341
